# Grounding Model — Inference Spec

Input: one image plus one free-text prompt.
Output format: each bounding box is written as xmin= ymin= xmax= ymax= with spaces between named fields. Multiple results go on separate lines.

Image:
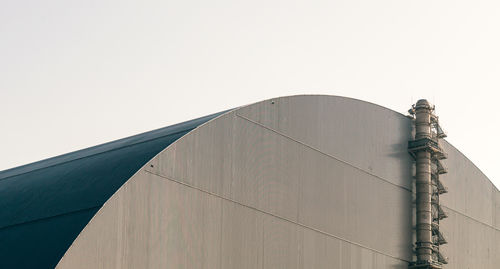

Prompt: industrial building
xmin=0 ymin=95 xmax=498 ymax=269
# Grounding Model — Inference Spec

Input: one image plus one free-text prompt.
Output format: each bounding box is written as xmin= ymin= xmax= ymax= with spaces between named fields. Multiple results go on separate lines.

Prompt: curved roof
xmin=56 ymin=95 xmax=500 ymax=269
xmin=2 ymin=95 xmax=499 ymax=269
xmin=0 ymin=111 xmax=225 ymax=269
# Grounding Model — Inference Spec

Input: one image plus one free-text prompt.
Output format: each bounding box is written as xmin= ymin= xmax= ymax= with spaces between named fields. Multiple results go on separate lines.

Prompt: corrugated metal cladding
xmin=2 ymin=95 xmax=500 ymax=269
xmin=0 ymin=112 xmax=224 ymax=269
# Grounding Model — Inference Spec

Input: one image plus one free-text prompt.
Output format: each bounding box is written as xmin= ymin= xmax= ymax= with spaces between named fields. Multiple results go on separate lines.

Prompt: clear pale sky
xmin=1 ymin=0 xmax=499 ymax=188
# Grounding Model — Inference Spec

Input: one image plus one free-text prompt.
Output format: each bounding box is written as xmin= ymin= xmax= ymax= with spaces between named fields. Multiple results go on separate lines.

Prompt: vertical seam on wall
xmin=261 ymin=213 xmax=265 ymax=269
xmin=219 ymin=196 xmax=223 ymax=268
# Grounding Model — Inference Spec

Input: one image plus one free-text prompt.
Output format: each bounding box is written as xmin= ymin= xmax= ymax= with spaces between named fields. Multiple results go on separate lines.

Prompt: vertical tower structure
xmin=408 ymin=99 xmax=448 ymax=269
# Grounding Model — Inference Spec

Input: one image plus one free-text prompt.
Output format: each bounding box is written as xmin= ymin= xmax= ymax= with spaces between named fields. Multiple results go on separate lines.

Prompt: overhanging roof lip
xmin=0 ymin=110 xmax=228 ymax=181
xmin=0 ymin=111 xmax=228 ymax=226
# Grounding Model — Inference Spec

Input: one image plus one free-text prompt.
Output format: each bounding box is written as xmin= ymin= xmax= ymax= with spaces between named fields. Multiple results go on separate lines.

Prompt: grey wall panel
xmin=263 ymin=215 xmax=301 ymax=269
xmin=149 ymin=112 xmax=301 ymax=222
xmin=440 ymin=208 xmax=500 ymax=269
xmin=221 ymin=200 xmax=264 ymax=269
xmin=262 ymin=213 xmax=408 ymax=269
xmin=494 ymin=191 xmax=500 ymax=228
xmin=230 ymin=115 xmax=302 ymax=221
xmin=57 ymin=95 xmax=499 ymax=268
xmin=58 ymin=168 xmax=408 ymax=269
xmin=296 ymin=138 xmax=412 ymax=260
xmin=440 ymin=141 xmax=496 ymax=227
xmin=57 ymin=171 xmax=222 ymax=269
xmin=148 ymin=112 xmax=235 ymax=198
xmin=236 ymin=95 xmax=414 ymax=190
xmin=149 ymin=109 xmax=412 ymax=260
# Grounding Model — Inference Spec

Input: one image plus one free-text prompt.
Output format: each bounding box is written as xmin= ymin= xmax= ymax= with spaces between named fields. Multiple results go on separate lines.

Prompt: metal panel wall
xmin=57 ymin=95 xmax=499 ymax=268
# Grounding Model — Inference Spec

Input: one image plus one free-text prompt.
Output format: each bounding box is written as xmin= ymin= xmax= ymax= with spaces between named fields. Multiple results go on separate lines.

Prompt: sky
xmin=1 ymin=0 xmax=499 ymax=187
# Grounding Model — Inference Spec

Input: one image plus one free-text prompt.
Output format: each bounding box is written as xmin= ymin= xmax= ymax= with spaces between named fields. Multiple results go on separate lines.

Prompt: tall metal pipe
xmin=414 ymin=99 xmax=433 ymax=263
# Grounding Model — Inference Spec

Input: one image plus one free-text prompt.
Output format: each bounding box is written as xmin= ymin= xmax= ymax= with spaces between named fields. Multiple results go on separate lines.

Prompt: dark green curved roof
xmin=0 ymin=111 xmax=225 ymax=269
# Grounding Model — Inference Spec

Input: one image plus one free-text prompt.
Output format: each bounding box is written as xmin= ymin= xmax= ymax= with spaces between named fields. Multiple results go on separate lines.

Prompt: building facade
xmin=1 ymin=95 xmax=498 ymax=268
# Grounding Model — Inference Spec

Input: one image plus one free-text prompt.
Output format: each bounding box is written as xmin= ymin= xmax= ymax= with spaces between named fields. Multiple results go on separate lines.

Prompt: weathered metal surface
xmin=53 ymin=95 xmax=498 ymax=269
